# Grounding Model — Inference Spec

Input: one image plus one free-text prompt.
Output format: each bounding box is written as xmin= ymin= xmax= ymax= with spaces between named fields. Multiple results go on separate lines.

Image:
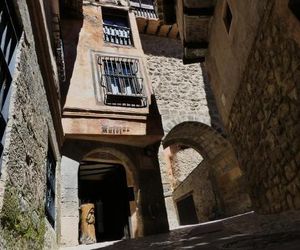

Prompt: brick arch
xmin=163 ymin=121 xmax=231 ymax=160
xmin=162 ymin=121 xmax=252 ymax=217
xmin=162 ymin=113 xmax=210 ymax=135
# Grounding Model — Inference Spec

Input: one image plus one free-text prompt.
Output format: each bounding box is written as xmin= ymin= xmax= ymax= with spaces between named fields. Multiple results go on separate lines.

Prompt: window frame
xmin=102 ymin=7 xmax=133 ymax=47
xmin=97 ymin=55 xmax=147 ymax=107
xmin=222 ymin=0 xmax=233 ymax=34
xmin=45 ymin=142 xmax=56 ymax=228
xmin=0 ymin=0 xmax=22 ymax=172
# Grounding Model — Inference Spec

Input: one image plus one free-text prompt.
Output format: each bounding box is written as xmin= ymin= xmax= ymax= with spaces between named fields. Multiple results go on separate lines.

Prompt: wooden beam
xmin=183 ymin=6 xmax=215 ymax=16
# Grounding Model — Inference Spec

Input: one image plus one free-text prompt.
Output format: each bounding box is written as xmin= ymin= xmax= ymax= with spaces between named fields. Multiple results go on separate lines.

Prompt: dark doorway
xmin=176 ymin=194 xmax=198 ymax=225
xmin=78 ymin=162 xmax=131 ymax=242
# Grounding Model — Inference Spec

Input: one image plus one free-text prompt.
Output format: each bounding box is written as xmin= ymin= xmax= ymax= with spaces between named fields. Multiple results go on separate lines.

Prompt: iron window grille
xmin=45 ymin=145 xmax=56 ymax=228
xmin=130 ymin=0 xmax=157 ymax=19
xmin=102 ymin=10 xmax=132 ymax=46
xmin=98 ymin=56 xmax=147 ymax=107
xmin=0 ymin=0 xmax=22 ymax=169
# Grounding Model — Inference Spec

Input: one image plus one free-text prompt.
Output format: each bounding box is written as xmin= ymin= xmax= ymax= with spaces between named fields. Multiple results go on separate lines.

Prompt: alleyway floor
xmin=61 ymin=212 xmax=300 ymax=250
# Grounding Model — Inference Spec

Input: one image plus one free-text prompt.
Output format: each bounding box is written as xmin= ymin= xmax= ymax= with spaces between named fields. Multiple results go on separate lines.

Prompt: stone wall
xmin=229 ymin=1 xmax=300 ymax=214
xmin=206 ymin=0 xmax=269 ymax=126
xmin=173 ymin=160 xmax=218 ymax=222
xmin=140 ymin=34 xmax=212 ymax=189
xmin=0 ymin=0 xmax=61 ymax=249
xmin=140 ymin=34 xmax=212 ymax=132
xmin=140 ymin=34 xmax=251 ymax=226
xmin=141 ymin=34 xmax=214 ymax=227
xmin=170 ymin=148 xmax=203 ymax=189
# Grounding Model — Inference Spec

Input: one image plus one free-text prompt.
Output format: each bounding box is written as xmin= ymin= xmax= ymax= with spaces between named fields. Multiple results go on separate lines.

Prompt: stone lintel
xmin=63 ymin=117 xmax=147 ymax=136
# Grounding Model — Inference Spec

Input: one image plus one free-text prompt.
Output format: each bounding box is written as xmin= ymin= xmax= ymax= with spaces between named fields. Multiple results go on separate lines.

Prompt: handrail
xmin=103 ymin=23 xmax=132 ymax=46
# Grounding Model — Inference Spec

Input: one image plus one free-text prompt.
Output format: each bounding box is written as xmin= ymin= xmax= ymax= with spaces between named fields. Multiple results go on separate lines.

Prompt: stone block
xmin=61 ymin=173 xmax=78 ymax=189
xmin=61 ymin=188 xmax=78 ymax=202
xmin=61 ymin=200 xmax=79 ymax=217
xmin=60 ymin=216 xmax=79 ymax=247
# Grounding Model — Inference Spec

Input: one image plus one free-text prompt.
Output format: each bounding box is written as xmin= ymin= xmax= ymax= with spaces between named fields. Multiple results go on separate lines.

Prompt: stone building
xmin=156 ymin=0 xmax=300 ymax=221
xmin=0 ymin=0 xmax=299 ymax=249
xmin=0 ymin=0 xmax=63 ymax=249
xmin=58 ymin=0 xmax=173 ymax=246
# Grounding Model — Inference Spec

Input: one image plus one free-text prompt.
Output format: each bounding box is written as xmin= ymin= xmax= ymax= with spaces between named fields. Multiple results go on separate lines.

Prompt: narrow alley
xmin=61 ymin=212 xmax=300 ymax=250
xmin=0 ymin=0 xmax=299 ymax=249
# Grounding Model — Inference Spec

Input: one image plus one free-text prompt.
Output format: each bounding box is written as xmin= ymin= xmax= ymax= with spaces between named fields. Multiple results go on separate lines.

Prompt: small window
xmin=223 ymin=1 xmax=232 ymax=34
xmin=45 ymin=144 xmax=56 ymax=227
xmin=97 ymin=56 xmax=147 ymax=107
xmin=102 ymin=8 xmax=132 ymax=46
xmin=289 ymin=0 xmax=300 ymax=21
xmin=176 ymin=194 xmax=198 ymax=225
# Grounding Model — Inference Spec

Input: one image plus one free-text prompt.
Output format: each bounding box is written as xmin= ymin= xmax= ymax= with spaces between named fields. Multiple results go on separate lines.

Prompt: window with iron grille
xmin=45 ymin=144 xmax=56 ymax=228
xmin=98 ymin=56 xmax=147 ymax=107
xmin=102 ymin=8 xmax=132 ymax=46
xmin=0 ymin=0 xmax=22 ymax=170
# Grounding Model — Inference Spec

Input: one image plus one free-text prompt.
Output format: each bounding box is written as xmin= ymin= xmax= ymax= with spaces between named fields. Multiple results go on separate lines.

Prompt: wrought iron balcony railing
xmin=130 ymin=0 xmax=158 ymax=19
xmin=133 ymin=7 xmax=157 ymax=19
xmin=98 ymin=56 xmax=147 ymax=107
xmin=103 ymin=23 xmax=132 ymax=46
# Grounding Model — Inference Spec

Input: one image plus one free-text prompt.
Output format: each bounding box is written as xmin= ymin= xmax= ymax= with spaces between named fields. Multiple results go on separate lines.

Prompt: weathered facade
xmin=1 ymin=0 xmax=299 ymax=249
xmin=0 ymin=0 xmax=63 ymax=249
xmin=140 ymin=33 xmax=250 ymax=228
xmin=156 ymin=0 xmax=300 ymax=217
xmin=59 ymin=0 xmax=169 ymax=246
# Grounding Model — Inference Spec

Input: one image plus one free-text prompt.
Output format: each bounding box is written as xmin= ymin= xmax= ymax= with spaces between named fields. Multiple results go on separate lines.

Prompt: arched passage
xmin=162 ymin=121 xmax=252 ymax=224
xmin=78 ymin=148 xmax=140 ymax=243
xmin=60 ymin=139 xmax=169 ymax=246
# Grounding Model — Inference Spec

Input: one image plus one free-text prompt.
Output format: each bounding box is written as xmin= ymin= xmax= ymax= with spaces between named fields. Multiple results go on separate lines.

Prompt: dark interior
xmin=177 ymin=195 xmax=198 ymax=225
xmin=78 ymin=163 xmax=131 ymax=242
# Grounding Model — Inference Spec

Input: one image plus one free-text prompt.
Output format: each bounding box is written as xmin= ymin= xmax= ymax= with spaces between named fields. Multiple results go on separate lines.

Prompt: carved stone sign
xmin=101 ymin=125 xmax=130 ymax=134
xmin=100 ymin=119 xmax=136 ymax=135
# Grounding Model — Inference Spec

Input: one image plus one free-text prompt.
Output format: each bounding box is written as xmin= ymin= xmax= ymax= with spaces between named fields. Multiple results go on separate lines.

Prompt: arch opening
xmin=160 ymin=121 xmax=252 ymax=227
xmin=77 ymin=148 xmax=138 ymax=244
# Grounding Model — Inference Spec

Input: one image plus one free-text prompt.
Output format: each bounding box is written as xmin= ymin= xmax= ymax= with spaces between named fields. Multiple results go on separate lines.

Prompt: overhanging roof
xmin=155 ymin=0 xmax=217 ymax=64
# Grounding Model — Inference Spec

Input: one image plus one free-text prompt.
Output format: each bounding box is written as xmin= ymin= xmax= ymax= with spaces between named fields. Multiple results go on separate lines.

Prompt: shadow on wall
xmin=200 ymin=63 xmax=226 ymax=136
xmin=60 ymin=9 xmax=83 ymax=107
xmin=140 ymin=34 xmax=182 ymax=59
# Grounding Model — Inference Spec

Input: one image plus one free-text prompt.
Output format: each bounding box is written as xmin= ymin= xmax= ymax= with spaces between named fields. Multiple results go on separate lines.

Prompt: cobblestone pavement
xmin=61 ymin=212 xmax=300 ymax=250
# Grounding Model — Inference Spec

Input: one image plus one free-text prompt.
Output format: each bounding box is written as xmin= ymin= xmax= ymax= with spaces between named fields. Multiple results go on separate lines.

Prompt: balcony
xmin=103 ymin=23 xmax=132 ymax=46
xmin=130 ymin=0 xmax=179 ymax=38
xmin=98 ymin=56 xmax=147 ymax=108
xmin=130 ymin=0 xmax=157 ymax=19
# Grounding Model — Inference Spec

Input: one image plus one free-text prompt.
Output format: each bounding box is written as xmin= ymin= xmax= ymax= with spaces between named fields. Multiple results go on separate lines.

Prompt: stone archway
xmin=78 ymin=146 xmax=143 ymax=241
xmin=83 ymin=148 xmax=138 ymax=188
xmin=60 ymin=139 xmax=169 ymax=246
xmin=162 ymin=121 xmax=252 ymax=223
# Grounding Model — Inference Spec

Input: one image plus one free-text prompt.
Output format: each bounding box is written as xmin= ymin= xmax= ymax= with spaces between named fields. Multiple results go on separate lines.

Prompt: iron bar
xmin=98 ymin=56 xmax=147 ymax=107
